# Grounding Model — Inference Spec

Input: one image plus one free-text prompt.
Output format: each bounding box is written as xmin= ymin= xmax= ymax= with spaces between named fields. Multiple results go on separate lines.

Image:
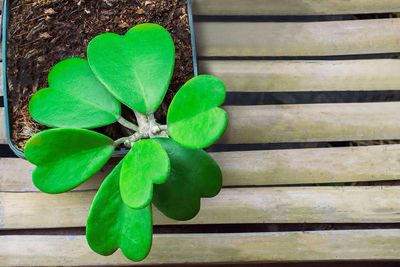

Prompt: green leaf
xmin=29 ymin=58 xmax=121 ymax=128
xmin=167 ymin=75 xmax=228 ymax=149
xmin=24 ymin=128 xmax=114 ymax=194
xmin=120 ymin=139 xmax=170 ymax=209
xmin=87 ymin=23 xmax=175 ymax=114
xmin=153 ymin=138 xmax=222 ymax=221
xmin=86 ymin=162 xmax=152 ymax=261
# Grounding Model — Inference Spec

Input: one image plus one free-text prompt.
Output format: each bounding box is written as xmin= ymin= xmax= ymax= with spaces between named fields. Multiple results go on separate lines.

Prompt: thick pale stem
xmin=148 ymin=113 xmax=161 ymax=137
xmin=117 ymin=117 xmax=139 ymax=132
xmin=113 ymin=136 xmax=131 ymax=147
xmin=148 ymin=113 xmax=156 ymax=123
xmin=114 ymin=132 xmax=143 ymax=148
xmin=134 ymin=111 xmax=148 ymax=129
xmin=115 ymin=112 xmax=169 ymax=148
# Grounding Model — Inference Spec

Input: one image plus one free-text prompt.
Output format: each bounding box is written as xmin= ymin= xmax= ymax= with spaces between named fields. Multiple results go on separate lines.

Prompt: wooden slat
xmin=0 ymin=64 xmax=3 ymax=96
xmin=222 ymin=102 xmax=400 ymax=144
xmin=5 ymin=64 xmax=400 ymax=148
xmin=214 ymin=144 xmax=400 ymax=185
xmin=200 ymin=59 xmax=400 ymax=92
xmin=5 ymin=11 xmax=400 ymax=62
xmin=192 ymin=0 xmax=400 ymax=16
xmin=2 ymin=186 xmax=400 ymax=229
xmin=3 ymin=144 xmax=400 ymax=191
xmin=5 ymin=59 xmax=400 ymax=106
xmin=3 ymin=59 xmax=400 ymax=97
xmin=2 ymin=230 xmax=400 ymax=265
xmin=4 ymin=59 xmax=400 ymax=149
xmin=5 ymin=59 xmax=399 ymax=95
xmin=6 ymin=66 xmax=400 ymax=147
xmin=6 ymin=12 xmax=400 ymax=59
xmin=0 ymin=158 xmax=111 ymax=191
xmin=196 ymin=19 xmax=400 ymax=57
xmin=0 ymin=108 xmax=5 ymax=144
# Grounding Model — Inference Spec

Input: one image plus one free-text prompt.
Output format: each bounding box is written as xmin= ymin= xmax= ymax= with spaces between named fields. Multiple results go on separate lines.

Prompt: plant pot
xmin=2 ymin=0 xmax=198 ymax=158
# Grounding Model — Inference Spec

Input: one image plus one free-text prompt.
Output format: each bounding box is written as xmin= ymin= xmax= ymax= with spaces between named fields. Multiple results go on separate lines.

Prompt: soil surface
xmin=6 ymin=0 xmax=194 ymax=151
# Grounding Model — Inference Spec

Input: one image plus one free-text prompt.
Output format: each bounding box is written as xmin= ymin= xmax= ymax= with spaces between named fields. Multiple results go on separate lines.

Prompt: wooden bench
xmin=2 ymin=0 xmax=400 ymax=265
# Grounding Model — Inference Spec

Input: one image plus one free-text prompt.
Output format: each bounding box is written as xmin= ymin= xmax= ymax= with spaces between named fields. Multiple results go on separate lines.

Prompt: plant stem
xmin=114 ymin=112 xmax=170 ymax=148
xmin=117 ymin=117 xmax=139 ymax=132
xmin=148 ymin=113 xmax=160 ymax=137
xmin=114 ymin=136 xmax=131 ymax=147
xmin=134 ymin=111 xmax=148 ymax=129
xmin=148 ymin=113 xmax=156 ymax=123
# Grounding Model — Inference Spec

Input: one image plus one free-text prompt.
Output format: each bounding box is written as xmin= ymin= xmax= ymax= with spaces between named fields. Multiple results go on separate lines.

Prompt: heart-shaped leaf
xmin=86 ymin=162 xmax=152 ymax=261
xmin=167 ymin=75 xmax=228 ymax=149
xmin=87 ymin=23 xmax=175 ymax=114
xmin=120 ymin=139 xmax=170 ymax=209
xmin=24 ymin=128 xmax=114 ymax=194
xmin=29 ymin=58 xmax=121 ymax=128
xmin=153 ymin=138 xmax=222 ymax=221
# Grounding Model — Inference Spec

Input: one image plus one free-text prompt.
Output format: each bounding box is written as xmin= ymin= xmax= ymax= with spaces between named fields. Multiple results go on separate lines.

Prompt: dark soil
xmin=6 ymin=0 xmax=194 ymax=151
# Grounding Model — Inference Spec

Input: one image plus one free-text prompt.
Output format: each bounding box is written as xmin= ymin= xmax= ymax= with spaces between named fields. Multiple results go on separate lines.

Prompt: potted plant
xmin=3 ymin=0 xmax=228 ymax=262
xmin=25 ymin=23 xmax=228 ymax=261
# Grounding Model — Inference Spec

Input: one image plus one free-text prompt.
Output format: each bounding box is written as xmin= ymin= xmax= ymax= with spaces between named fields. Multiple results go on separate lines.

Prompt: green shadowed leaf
xmin=153 ymin=138 xmax=222 ymax=221
xmin=120 ymin=139 xmax=170 ymax=209
xmin=167 ymin=75 xmax=228 ymax=149
xmin=29 ymin=58 xmax=121 ymax=128
xmin=24 ymin=128 xmax=114 ymax=194
xmin=86 ymin=162 xmax=152 ymax=262
xmin=87 ymin=23 xmax=175 ymax=114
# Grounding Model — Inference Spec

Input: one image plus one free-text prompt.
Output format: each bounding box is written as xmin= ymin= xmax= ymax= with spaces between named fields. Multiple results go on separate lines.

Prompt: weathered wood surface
xmin=7 ymin=14 xmax=400 ymax=59
xmin=192 ymin=0 xmax=400 ymax=15
xmin=6 ymin=59 xmax=400 ymax=97
xmin=0 ymin=109 xmax=5 ymax=144
xmin=5 ymin=102 xmax=400 ymax=146
xmin=222 ymin=102 xmax=400 ymax=144
xmin=5 ymin=10 xmax=400 ymax=58
xmin=5 ymin=57 xmax=400 ymax=96
xmin=2 ymin=186 xmax=400 ymax=229
xmin=0 ymin=65 xmax=3 ymax=95
xmin=200 ymin=59 xmax=400 ymax=92
xmin=2 ymin=230 xmax=400 ymax=266
xmin=2 ymin=1 xmax=400 ymax=265
xmin=197 ymin=19 xmax=400 ymax=56
xmin=3 ymin=144 xmax=400 ymax=192
xmin=6 ymin=58 xmax=400 ymax=147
